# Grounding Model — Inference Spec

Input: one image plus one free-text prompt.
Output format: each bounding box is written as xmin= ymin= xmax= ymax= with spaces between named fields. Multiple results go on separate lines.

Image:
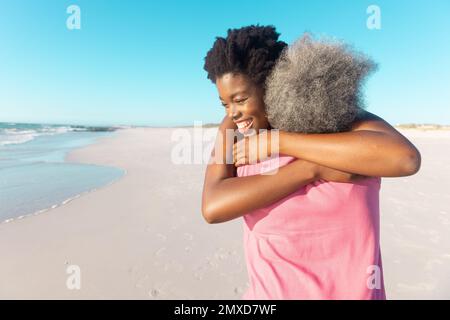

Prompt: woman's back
xmin=237 ymin=155 xmax=386 ymax=299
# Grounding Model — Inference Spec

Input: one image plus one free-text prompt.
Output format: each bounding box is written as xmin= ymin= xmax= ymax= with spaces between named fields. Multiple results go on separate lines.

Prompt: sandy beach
xmin=0 ymin=127 xmax=449 ymax=299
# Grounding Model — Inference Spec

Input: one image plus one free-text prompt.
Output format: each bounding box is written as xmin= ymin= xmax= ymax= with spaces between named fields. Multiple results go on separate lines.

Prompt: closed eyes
xmin=221 ymin=98 xmax=248 ymax=108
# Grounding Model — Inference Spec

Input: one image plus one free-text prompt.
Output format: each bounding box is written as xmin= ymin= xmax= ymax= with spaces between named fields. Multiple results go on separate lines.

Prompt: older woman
xmin=201 ymin=25 xmax=420 ymax=299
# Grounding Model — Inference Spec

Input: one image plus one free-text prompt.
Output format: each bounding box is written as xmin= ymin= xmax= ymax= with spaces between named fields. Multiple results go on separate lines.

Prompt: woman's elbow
xmin=399 ymin=148 xmax=421 ymax=176
xmin=202 ymin=209 xmax=218 ymax=224
xmin=201 ymin=201 xmax=221 ymax=224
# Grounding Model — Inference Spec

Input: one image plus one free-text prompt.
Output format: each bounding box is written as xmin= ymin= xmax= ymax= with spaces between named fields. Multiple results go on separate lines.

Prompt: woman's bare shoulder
xmin=351 ymin=110 xmax=395 ymax=133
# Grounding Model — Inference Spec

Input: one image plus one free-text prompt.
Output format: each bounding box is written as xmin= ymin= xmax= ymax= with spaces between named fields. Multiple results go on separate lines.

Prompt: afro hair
xmin=203 ymin=24 xmax=287 ymax=86
xmin=264 ymin=34 xmax=377 ymax=133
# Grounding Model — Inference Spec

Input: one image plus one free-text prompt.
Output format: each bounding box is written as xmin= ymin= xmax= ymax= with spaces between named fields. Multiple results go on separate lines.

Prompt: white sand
xmin=0 ymin=127 xmax=449 ymax=299
xmin=380 ymin=129 xmax=450 ymax=299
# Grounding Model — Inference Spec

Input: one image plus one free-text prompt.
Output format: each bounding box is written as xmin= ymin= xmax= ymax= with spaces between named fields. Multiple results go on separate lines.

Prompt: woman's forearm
xmin=202 ymin=159 xmax=318 ymax=224
xmin=279 ymin=129 xmax=420 ymax=177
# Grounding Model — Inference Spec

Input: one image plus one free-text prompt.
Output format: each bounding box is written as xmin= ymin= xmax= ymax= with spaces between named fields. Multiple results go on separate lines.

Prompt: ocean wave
xmin=0 ymin=123 xmax=117 ymax=146
xmin=0 ymin=133 xmax=36 ymax=146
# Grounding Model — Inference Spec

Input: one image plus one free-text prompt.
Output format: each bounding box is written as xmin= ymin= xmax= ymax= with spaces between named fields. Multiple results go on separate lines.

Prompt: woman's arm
xmin=202 ymin=158 xmax=318 ymax=224
xmin=201 ymin=116 xmax=358 ymax=224
xmin=278 ymin=111 xmax=421 ymax=177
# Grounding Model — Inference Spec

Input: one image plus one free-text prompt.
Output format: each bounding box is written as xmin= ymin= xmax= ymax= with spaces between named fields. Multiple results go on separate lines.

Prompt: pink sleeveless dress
xmin=237 ymin=155 xmax=386 ymax=300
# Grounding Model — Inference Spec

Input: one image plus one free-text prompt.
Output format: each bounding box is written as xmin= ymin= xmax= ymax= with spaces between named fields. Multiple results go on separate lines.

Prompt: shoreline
xmin=0 ymin=169 xmax=126 ymax=225
xmin=0 ymin=131 xmax=126 ymax=225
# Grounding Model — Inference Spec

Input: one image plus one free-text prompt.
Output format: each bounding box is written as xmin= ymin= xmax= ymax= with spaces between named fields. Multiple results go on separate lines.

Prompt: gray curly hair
xmin=264 ymin=34 xmax=377 ymax=133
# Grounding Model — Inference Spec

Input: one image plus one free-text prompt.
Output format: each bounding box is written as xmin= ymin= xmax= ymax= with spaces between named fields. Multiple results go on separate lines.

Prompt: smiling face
xmin=216 ymin=72 xmax=271 ymax=134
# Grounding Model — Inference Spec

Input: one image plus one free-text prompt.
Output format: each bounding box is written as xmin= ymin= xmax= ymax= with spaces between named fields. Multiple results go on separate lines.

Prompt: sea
xmin=0 ymin=122 xmax=125 ymax=223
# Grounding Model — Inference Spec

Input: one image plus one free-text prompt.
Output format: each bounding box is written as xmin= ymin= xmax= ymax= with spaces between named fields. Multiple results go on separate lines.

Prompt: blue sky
xmin=0 ymin=0 xmax=449 ymax=126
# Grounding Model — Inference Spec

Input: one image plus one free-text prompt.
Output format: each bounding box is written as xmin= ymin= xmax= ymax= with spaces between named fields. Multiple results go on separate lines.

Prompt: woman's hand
xmin=233 ymin=130 xmax=275 ymax=167
xmin=232 ymin=131 xmax=366 ymax=183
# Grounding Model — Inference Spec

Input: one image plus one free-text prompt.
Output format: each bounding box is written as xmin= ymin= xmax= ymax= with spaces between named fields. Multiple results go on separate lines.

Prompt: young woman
xmin=201 ymin=25 xmax=421 ymax=299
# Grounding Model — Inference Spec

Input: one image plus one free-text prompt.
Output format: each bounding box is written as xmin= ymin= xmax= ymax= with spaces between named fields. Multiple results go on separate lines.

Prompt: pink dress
xmin=237 ymin=155 xmax=386 ymax=300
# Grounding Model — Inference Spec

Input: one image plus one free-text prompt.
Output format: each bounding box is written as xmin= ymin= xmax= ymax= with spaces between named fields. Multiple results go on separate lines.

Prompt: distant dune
xmin=395 ymin=124 xmax=450 ymax=131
